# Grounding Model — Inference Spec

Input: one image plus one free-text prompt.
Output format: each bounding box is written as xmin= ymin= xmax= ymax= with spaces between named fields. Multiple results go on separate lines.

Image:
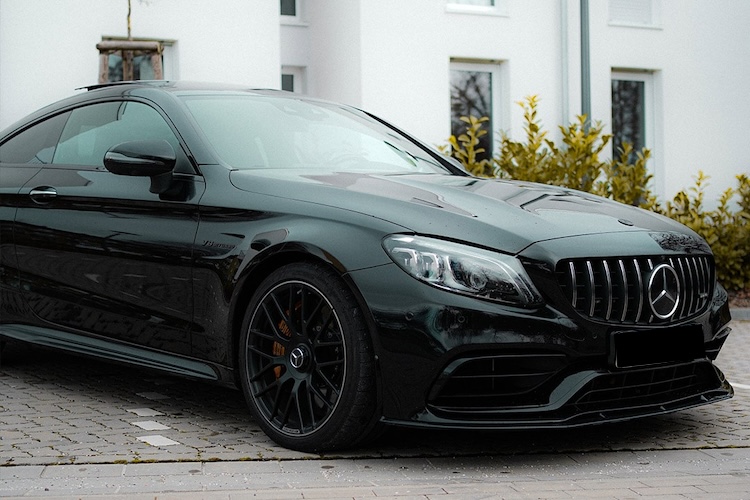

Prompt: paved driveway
xmin=1 ymin=321 xmax=749 ymax=466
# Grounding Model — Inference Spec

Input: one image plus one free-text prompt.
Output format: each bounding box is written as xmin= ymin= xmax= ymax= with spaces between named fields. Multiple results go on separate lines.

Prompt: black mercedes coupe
xmin=0 ymin=81 xmax=733 ymax=452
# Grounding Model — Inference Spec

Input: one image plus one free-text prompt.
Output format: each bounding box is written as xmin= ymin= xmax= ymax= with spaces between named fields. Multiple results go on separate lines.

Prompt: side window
xmin=0 ymin=112 xmax=69 ymax=164
xmin=52 ymin=101 xmax=182 ymax=168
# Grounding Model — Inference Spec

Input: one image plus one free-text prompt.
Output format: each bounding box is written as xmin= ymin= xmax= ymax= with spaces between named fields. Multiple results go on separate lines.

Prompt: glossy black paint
xmin=0 ymin=82 xmax=733 ymax=442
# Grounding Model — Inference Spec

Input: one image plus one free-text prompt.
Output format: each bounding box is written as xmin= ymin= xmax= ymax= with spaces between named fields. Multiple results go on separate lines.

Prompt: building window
xmin=280 ymin=0 xmax=296 ymax=16
xmin=451 ymin=0 xmax=494 ymax=5
xmin=611 ymin=71 xmax=654 ymax=161
xmin=281 ymin=74 xmax=295 ymax=92
xmin=281 ymin=0 xmax=304 ymax=23
xmin=609 ymin=0 xmax=662 ymax=28
xmin=96 ymin=40 xmax=164 ymax=83
xmin=281 ymin=66 xmax=306 ymax=94
xmin=446 ymin=0 xmax=508 ymax=16
xmin=612 ymin=79 xmax=645 ymax=154
xmin=450 ymin=62 xmax=502 ymax=162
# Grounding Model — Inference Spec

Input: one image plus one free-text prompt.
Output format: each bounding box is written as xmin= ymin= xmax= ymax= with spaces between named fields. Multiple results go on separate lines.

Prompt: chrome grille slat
xmin=586 ymin=260 xmax=596 ymax=317
xmin=672 ymin=260 xmax=691 ymax=315
xmin=699 ymin=257 xmax=710 ymax=311
xmin=685 ymin=257 xmax=696 ymax=314
xmin=695 ymin=256 xmax=708 ymax=313
xmin=618 ymin=259 xmax=629 ymax=322
xmin=603 ymin=260 xmax=613 ymax=320
xmin=646 ymin=259 xmax=655 ymax=324
xmin=557 ymin=255 xmax=714 ymax=325
xmin=674 ymin=257 xmax=687 ymax=318
xmin=634 ymin=259 xmax=644 ymax=323
xmin=569 ymin=261 xmax=578 ymax=308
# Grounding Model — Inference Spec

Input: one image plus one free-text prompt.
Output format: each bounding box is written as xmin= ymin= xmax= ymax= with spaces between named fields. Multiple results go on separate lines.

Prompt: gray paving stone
xmin=203 ymin=460 xmax=284 ymax=474
xmin=630 ymin=485 xmax=709 ymax=496
xmin=0 ymin=464 xmax=45 ymax=479
xmin=695 ymin=483 xmax=750 ymax=494
xmin=689 ymin=494 xmax=750 ymax=500
xmin=40 ymin=463 xmax=126 ymax=478
xmin=123 ymin=461 xmax=203 ymax=476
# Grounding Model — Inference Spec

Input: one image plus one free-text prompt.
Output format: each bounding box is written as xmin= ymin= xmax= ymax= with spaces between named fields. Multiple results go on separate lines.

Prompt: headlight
xmin=383 ymin=235 xmax=543 ymax=306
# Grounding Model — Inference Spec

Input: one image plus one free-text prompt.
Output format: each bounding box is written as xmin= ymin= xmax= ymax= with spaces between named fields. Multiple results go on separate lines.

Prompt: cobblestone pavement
xmin=0 ymin=320 xmax=748 ymax=498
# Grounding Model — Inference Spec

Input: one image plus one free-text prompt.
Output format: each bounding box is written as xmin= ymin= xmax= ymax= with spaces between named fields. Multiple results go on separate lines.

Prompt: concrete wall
xmin=305 ymin=0 xmax=362 ymax=106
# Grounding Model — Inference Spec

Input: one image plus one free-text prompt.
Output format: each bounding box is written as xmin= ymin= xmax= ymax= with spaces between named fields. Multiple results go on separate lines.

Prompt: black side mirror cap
xmin=104 ymin=140 xmax=176 ymax=177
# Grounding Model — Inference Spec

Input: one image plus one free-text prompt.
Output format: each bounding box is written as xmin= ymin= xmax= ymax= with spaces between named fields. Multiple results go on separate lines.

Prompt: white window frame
xmin=281 ymin=66 xmax=306 ymax=94
xmin=446 ymin=0 xmax=509 ymax=17
xmin=611 ymin=70 xmax=662 ymax=192
xmin=450 ymin=60 xmax=506 ymax=158
xmin=281 ymin=0 xmax=305 ymax=25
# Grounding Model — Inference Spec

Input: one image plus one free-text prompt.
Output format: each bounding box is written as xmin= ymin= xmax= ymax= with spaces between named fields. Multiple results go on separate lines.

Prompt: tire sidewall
xmin=238 ymin=262 xmax=375 ymax=452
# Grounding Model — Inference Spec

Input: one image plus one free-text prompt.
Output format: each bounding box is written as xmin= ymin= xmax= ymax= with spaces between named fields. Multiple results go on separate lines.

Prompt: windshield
xmin=180 ymin=94 xmax=453 ymax=174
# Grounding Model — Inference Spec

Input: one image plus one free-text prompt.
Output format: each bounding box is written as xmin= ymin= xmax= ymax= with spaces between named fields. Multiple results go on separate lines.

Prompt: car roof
xmin=0 ymin=81 xmax=297 ymax=139
xmin=82 ymin=80 xmax=289 ymax=97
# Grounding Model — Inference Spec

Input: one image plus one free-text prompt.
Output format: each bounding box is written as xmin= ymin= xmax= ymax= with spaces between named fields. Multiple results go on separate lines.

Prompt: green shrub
xmin=659 ymin=173 xmax=750 ymax=290
xmin=443 ymin=96 xmax=749 ymax=291
xmin=494 ymin=96 xmax=612 ymax=193
xmin=595 ymin=143 xmax=659 ymax=210
xmin=441 ymin=116 xmax=495 ymax=177
xmin=494 ymin=95 xmax=555 ymax=183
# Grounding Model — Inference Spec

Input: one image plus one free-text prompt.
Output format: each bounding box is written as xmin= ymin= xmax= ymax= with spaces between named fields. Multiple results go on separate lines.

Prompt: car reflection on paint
xmin=0 ymin=81 xmax=733 ymax=452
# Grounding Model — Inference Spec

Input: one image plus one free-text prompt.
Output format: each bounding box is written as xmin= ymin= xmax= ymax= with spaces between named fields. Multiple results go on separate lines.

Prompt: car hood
xmin=229 ymin=170 xmax=694 ymax=254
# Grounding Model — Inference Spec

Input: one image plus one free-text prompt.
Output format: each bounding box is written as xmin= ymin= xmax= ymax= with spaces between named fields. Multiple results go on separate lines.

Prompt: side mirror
xmin=104 ymin=140 xmax=177 ymax=194
xmin=104 ymin=140 xmax=176 ymax=177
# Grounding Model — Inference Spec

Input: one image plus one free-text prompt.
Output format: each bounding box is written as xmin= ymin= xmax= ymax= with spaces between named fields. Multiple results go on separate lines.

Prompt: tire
xmin=239 ymin=262 xmax=379 ymax=452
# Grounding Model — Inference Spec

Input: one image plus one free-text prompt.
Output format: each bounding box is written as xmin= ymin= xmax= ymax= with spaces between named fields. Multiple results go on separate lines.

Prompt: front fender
xmin=190 ymin=194 xmax=404 ymax=372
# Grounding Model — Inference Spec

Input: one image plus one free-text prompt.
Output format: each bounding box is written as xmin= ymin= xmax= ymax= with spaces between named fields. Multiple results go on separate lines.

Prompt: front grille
xmin=556 ymin=255 xmax=713 ymax=325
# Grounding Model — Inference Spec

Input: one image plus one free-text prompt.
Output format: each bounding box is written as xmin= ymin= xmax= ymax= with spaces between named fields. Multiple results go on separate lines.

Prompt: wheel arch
xmin=227 ymin=243 xmax=383 ymax=395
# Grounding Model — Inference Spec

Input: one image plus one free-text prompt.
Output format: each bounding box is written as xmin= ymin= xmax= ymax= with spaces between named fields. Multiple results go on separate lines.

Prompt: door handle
xmin=29 ymin=187 xmax=58 ymax=203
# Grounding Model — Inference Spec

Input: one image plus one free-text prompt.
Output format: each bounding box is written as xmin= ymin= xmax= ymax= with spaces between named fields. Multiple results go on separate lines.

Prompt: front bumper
xmin=348 ymin=261 xmax=733 ymax=429
xmin=400 ymin=358 xmax=733 ymax=430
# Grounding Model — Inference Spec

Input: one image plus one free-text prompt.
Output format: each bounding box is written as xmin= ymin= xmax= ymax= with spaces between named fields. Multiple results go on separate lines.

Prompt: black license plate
xmin=611 ymin=326 xmax=705 ymax=368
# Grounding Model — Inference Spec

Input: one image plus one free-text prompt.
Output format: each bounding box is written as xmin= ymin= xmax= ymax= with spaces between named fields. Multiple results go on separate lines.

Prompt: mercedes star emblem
xmin=290 ymin=346 xmax=307 ymax=370
xmin=648 ymin=263 xmax=681 ymax=319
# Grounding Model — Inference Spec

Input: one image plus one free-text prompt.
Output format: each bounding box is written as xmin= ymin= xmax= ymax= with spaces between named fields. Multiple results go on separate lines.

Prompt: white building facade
xmin=1 ymin=0 xmax=748 ymax=204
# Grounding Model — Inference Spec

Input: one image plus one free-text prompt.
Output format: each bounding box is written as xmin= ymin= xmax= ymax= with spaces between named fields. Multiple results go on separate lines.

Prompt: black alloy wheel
xmin=239 ymin=263 xmax=378 ymax=452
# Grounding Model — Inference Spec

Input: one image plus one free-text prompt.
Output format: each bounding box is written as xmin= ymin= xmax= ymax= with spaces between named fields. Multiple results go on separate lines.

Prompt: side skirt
xmin=0 ymin=324 xmax=220 ymax=381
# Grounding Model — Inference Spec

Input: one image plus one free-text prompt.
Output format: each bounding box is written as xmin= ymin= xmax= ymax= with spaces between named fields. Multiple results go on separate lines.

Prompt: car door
xmin=12 ymin=99 xmax=204 ymax=355
xmin=1 ymin=112 xmax=72 ymax=324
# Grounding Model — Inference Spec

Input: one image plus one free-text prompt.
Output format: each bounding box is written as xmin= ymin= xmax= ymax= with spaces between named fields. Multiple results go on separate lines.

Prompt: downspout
xmin=561 ymin=0 xmax=569 ymax=125
xmin=580 ymin=0 xmax=591 ymax=129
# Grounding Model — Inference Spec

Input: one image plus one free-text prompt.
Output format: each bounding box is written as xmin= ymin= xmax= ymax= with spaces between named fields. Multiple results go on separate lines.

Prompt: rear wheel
xmin=239 ymin=263 xmax=379 ymax=452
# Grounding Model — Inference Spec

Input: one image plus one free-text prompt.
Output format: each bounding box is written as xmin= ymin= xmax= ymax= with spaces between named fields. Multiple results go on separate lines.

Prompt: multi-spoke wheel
xmin=239 ymin=263 xmax=378 ymax=452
